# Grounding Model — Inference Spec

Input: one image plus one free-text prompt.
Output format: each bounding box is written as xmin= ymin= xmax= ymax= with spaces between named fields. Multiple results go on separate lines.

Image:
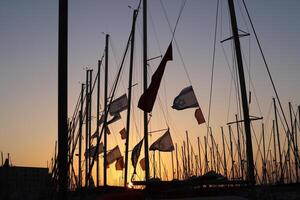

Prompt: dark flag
xmin=131 ymin=139 xmax=144 ymax=173
xmin=195 ymin=107 xmax=205 ymax=125
xmin=172 ymin=86 xmax=199 ymax=110
xmin=138 ymin=43 xmax=173 ymax=112
xmin=149 ymin=130 xmax=174 ymax=152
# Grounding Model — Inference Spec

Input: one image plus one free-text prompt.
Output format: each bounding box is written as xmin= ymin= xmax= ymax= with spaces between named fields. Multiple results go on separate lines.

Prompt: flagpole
xmin=143 ymin=0 xmax=150 ymax=183
xmin=124 ymin=9 xmax=137 ymax=187
xmin=103 ymin=34 xmax=109 ymax=187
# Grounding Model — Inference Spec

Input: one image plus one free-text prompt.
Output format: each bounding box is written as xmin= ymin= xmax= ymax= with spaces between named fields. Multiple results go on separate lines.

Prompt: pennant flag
xmin=139 ymin=158 xmax=145 ymax=171
xmin=131 ymin=139 xmax=143 ymax=173
xmin=119 ymin=128 xmax=127 ymax=140
xmin=149 ymin=130 xmax=174 ymax=152
xmin=172 ymin=86 xmax=199 ymax=110
xmin=84 ymin=143 xmax=104 ymax=158
xmin=138 ymin=43 xmax=173 ymax=113
xmin=107 ymin=145 xmax=122 ymax=165
xmin=109 ymin=94 xmax=128 ymax=116
xmin=107 ymin=113 xmax=121 ymax=125
xmin=195 ymin=108 xmax=205 ymax=125
xmin=115 ymin=156 xmax=124 ymax=171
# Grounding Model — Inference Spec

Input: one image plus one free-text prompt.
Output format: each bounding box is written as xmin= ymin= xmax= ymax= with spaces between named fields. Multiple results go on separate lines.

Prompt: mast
xmin=289 ymin=102 xmax=297 ymax=182
xmin=273 ymin=98 xmax=283 ymax=182
xmin=228 ymin=0 xmax=255 ymax=185
xmin=221 ymin=127 xmax=227 ymax=177
xmin=272 ymin=120 xmax=278 ymax=182
xmin=124 ymin=9 xmax=137 ymax=187
xmin=228 ymin=125 xmax=235 ymax=179
xmin=235 ymin=114 xmax=243 ymax=179
xmin=96 ymin=60 xmax=101 ymax=188
xmin=103 ymin=34 xmax=109 ymax=187
xmin=204 ymin=136 xmax=208 ymax=173
xmin=176 ymin=144 xmax=179 ymax=179
xmin=143 ymin=0 xmax=150 ymax=182
xmin=88 ymin=70 xmax=93 ymax=177
xmin=262 ymin=123 xmax=267 ymax=184
xmin=171 ymin=151 xmax=175 ymax=180
xmin=197 ymin=137 xmax=202 ymax=176
xmin=58 ymin=0 xmax=68 ymax=197
xmin=186 ymin=131 xmax=190 ymax=175
xmin=85 ymin=69 xmax=90 ymax=187
xmin=78 ymin=83 xmax=84 ymax=188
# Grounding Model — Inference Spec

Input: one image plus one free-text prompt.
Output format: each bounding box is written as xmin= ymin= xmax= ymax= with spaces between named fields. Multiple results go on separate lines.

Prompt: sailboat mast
xmin=124 ymin=9 xmax=137 ymax=187
xmin=85 ymin=69 xmax=89 ymax=187
xmin=58 ymin=0 xmax=68 ymax=197
xmin=228 ymin=0 xmax=255 ymax=185
xmin=143 ymin=0 xmax=150 ymax=182
xmin=96 ymin=60 xmax=101 ymax=188
xmin=103 ymin=34 xmax=109 ymax=187
xmin=221 ymin=127 xmax=227 ymax=177
xmin=78 ymin=83 xmax=84 ymax=188
xmin=273 ymin=98 xmax=283 ymax=182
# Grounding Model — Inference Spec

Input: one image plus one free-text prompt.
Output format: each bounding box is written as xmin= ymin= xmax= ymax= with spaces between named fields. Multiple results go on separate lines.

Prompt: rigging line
xmin=159 ymin=0 xmax=192 ymax=85
xmin=242 ymin=0 xmax=292 ymax=139
xmin=207 ymin=0 xmax=220 ymax=133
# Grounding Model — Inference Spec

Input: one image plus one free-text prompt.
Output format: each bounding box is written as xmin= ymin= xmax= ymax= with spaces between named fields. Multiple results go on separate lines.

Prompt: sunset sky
xmin=0 ymin=0 xmax=300 ymax=185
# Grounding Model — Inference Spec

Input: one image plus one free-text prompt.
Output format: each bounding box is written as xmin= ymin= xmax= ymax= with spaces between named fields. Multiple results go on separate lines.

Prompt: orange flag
xmin=195 ymin=108 xmax=205 ymax=125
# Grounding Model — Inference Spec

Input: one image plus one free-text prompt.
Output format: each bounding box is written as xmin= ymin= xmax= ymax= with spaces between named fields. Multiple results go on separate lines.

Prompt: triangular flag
xmin=106 ymin=145 xmax=122 ymax=165
xmin=131 ymin=139 xmax=143 ymax=173
xmin=138 ymin=43 xmax=173 ymax=113
xmin=149 ymin=130 xmax=174 ymax=152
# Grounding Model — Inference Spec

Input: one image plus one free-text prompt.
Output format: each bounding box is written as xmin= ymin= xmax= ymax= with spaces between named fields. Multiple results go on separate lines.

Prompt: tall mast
xmin=176 ymin=144 xmax=179 ymax=179
xmin=88 ymin=70 xmax=93 ymax=177
xmin=78 ymin=83 xmax=84 ymax=189
xmin=143 ymin=0 xmax=150 ymax=182
xmin=262 ymin=123 xmax=267 ymax=184
xmin=272 ymin=120 xmax=278 ymax=182
xmin=58 ymin=0 xmax=68 ymax=197
xmin=96 ymin=60 xmax=101 ymax=188
xmin=124 ymin=9 xmax=137 ymax=187
xmin=85 ymin=69 xmax=90 ymax=187
xmin=103 ymin=34 xmax=109 ymax=187
xmin=197 ymin=137 xmax=202 ymax=176
xmin=273 ymin=98 xmax=283 ymax=182
xmin=221 ymin=127 xmax=227 ymax=177
xmin=228 ymin=0 xmax=255 ymax=185
xmin=228 ymin=125 xmax=235 ymax=179
xmin=235 ymin=114 xmax=243 ymax=179
xmin=186 ymin=131 xmax=190 ymax=175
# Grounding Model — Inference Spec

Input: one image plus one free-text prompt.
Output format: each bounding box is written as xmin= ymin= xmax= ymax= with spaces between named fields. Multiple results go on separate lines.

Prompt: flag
xmin=119 ymin=128 xmax=127 ymax=140
xmin=149 ymin=130 xmax=174 ymax=152
xmin=107 ymin=113 xmax=121 ymax=125
xmin=131 ymin=139 xmax=143 ymax=173
xmin=172 ymin=86 xmax=199 ymax=110
xmin=139 ymin=158 xmax=145 ymax=171
xmin=109 ymin=94 xmax=128 ymax=116
xmin=84 ymin=143 xmax=104 ymax=158
xmin=115 ymin=156 xmax=124 ymax=170
xmin=106 ymin=145 xmax=122 ymax=165
xmin=195 ymin=107 xmax=205 ymax=125
xmin=138 ymin=43 xmax=173 ymax=113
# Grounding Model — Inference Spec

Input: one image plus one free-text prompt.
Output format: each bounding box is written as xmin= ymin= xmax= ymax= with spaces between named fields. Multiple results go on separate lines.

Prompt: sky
xmin=0 ymin=0 xmax=300 ymax=185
